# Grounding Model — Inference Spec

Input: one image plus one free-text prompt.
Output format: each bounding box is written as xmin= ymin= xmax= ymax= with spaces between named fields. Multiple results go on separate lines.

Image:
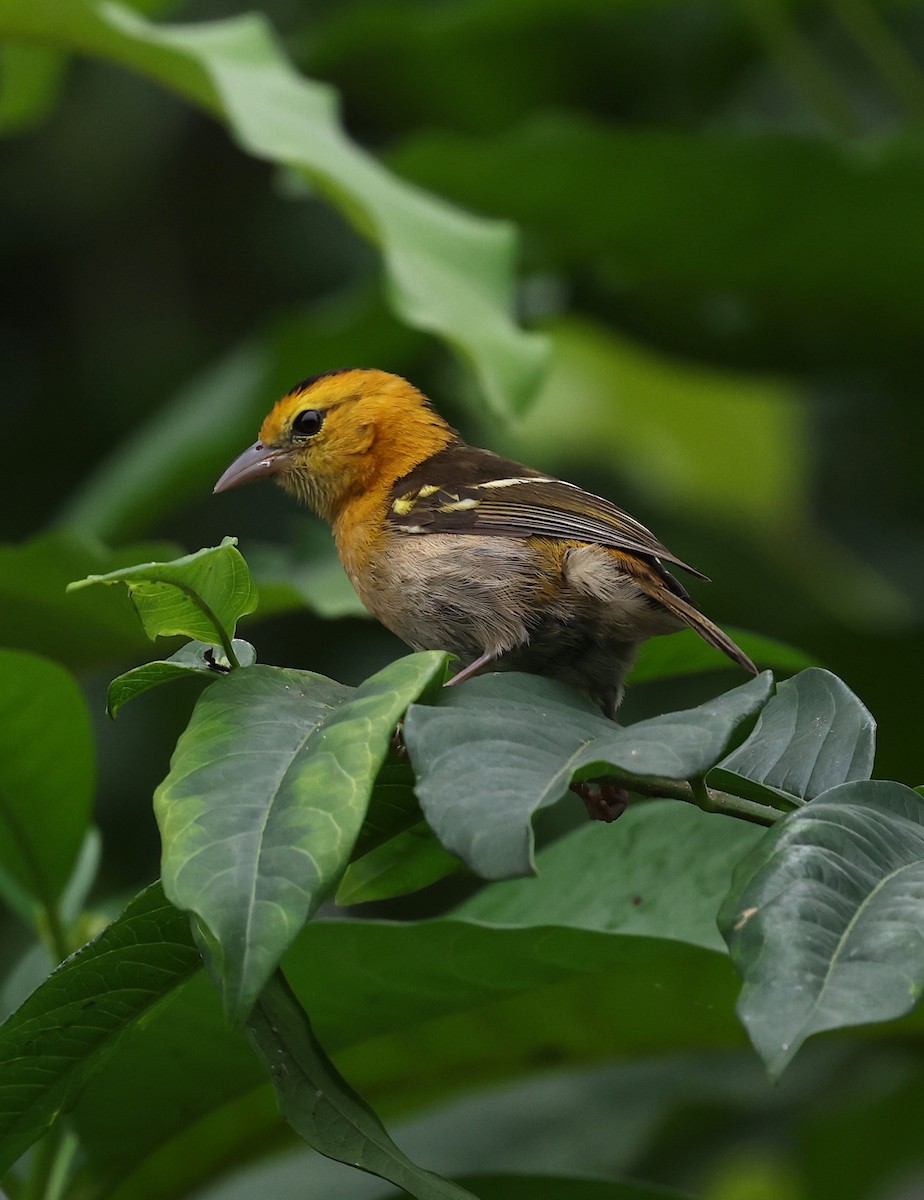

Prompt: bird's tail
xmin=657 ymin=590 xmax=758 ymax=675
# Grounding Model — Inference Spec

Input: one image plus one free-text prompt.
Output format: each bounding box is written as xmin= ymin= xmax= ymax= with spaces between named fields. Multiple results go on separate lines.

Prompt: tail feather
xmin=657 ymin=590 xmax=757 ymax=675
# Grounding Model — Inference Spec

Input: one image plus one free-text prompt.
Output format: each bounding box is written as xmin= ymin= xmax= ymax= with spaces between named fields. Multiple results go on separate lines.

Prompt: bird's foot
xmin=390 ymin=721 xmax=409 ymax=763
xmin=571 ymin=778 xmax=629 ymax=823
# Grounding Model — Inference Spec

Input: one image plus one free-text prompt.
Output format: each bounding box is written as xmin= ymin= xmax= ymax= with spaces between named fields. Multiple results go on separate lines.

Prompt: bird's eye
xmin=292 ymin=409 xmax=324 ymax=438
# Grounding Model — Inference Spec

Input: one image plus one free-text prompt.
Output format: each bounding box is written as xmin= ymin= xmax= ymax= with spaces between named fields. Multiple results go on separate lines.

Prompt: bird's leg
xmin=389 ymin=720 xmax=409 ymax=762
xmin=571 ymin=777 xmax=629 ymax=823
xmin=444 ymin=650 xmax=497 ymax=687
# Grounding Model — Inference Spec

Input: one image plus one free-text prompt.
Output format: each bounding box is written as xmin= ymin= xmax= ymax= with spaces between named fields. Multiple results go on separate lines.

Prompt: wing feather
xmin=387 ymin=445 xmax=707 ymax=579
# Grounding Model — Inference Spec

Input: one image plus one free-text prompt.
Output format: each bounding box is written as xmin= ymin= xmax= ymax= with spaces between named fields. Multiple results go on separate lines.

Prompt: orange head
xmin=214 ymin=368 xmax=456 ymax=522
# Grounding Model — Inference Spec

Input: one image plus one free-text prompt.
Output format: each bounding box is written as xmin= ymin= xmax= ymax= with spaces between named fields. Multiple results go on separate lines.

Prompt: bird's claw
xmin=571 ymin=778 xmax=629 ymax=823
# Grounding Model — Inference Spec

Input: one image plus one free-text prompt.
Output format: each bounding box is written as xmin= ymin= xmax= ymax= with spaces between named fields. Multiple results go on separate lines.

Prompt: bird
xmin=214 ymin=368 xmax=756 ymax=722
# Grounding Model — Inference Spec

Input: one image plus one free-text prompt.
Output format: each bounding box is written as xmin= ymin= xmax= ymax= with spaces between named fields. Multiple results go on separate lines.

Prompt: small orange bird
xmin=215 ymin=368 xmax=756 ymax=718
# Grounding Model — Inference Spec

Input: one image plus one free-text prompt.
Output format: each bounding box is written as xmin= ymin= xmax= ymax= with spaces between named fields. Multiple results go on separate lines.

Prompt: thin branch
xmin=624 ymin=775 xmax=785 ymax=828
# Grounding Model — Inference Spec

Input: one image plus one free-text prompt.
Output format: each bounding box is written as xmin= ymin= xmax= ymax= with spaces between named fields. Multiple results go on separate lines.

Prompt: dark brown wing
xmin=387 ymin=443 xmax=708 ymax=580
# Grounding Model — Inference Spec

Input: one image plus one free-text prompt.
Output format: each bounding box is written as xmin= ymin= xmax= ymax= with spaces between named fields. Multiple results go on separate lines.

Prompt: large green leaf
xmin=155 ymin=653 xmax=448 ymax=1020
xmin=0 ymin=529 xmax=180 ymax=669
xmin=709 ymin=668 xmax=876 ymax=809
xmin=457 ymin=806 xmax=761 ymax=950
xmin=720 ymin=780 xmax=924 ymax=1077
xmin=246 ymin=973 xmax=477 ymax=1199
xmin=0 ymin=0 xmax=546 ymax=415
xmin=0 ymin=650 xmax=94 ymax=917
xmin=0 ymin=884 xmax=199 ymax=1178
xmin=404 ymin=672 xmax=772 ymax=879
xmin=68 ymin=537 xmax=257 ymax=652
xmin=392 ymin=118 xmax=924 ymax=370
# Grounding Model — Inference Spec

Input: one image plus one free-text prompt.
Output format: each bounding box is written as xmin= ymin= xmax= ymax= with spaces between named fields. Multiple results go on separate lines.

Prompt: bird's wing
xmin=386 ymin=444 xmax=707 ymax=580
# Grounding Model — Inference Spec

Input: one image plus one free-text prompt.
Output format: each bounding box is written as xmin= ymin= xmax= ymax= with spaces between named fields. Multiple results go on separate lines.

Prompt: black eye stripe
xmin=292 ymin=409 xmax=324 ymax=437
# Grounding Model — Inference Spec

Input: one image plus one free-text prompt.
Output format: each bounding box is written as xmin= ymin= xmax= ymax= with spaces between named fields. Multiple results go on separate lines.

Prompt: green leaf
xmin=68 ymin=537 xmax=257 ymax=652
xmin=0 ymin=529 xmax=181 ymax=669
xmin=338 ymin=763 xmax=462 ymax=903
xmin=155 ymin=652 xmax=449 ymax=1020
xmin=155 ymin=665 xmax=350 ymax=1022
xmin=708 ymin=668 xmax=875 ymax=809
xmin=458 ymin=804 xmax=761 ymax=951
xmin=336 ymin=822 xmax=462 ymax=906
xmin=246 ymin=539 xmax=368 ymax=621
xmin=486 ymin=316 xmax=810 ymax=538
xmin=0 ymin=43 xmax=66 ymax=134
xmin=0 ymin=649 xmax=94 ymax=914
xmin=404 ymin=672 xmax=772 ymax=879
xmin=246 ymin=973 xmax=478 ymax=1199
xmin=629 ymin=627 xmax=815 ymax=684
xmin=392 ymin=119 xmax=924 ymax=372
xmin=0 ymin=883 xmax=199 ymax=1177
xmin=106 ymin=638 xmax=257 ymax=718
xmin=720 ymin=780 xmax=924 ymax=1078
xmin=350 ymin=763 xmax=422 ymax=860
xmin=1 ymin=0 xmax=546 ymax=414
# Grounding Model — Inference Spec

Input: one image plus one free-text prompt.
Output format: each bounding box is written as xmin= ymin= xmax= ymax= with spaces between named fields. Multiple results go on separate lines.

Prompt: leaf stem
xmin=624 ymin=776 xmax=784 ymax=827
xmin=171 ymin=583 xmax=241 ymax=668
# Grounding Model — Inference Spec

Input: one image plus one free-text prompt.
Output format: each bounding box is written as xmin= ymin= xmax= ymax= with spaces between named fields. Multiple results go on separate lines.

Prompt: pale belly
xmin=342 ymin=533 xmax=681 ymax=713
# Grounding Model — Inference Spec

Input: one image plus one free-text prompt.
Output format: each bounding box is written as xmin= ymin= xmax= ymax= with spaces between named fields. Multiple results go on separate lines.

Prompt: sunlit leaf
xmin=68 ymin=537 xmax=257 ymax=650
xmin=155 ymin=653 xmax=449 ymax=1020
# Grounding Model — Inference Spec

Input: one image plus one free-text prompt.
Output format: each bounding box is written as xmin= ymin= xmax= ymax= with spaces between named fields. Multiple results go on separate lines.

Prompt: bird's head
xmin=214 ymin=368 xmax=455 ymax=521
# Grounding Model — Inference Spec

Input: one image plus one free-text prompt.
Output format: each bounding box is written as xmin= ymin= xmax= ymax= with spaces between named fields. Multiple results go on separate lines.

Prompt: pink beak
xmin=213 ymin=442 xmax=291 ymax=494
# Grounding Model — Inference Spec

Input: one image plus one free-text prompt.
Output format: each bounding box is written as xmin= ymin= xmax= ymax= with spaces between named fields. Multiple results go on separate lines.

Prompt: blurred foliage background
xmin=2 ymin=1 xmax=924 ymax=1197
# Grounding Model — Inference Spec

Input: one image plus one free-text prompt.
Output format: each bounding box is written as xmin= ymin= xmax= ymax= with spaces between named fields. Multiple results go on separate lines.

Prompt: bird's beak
xmin=213 ymin=442 xmax=291 ymax=494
